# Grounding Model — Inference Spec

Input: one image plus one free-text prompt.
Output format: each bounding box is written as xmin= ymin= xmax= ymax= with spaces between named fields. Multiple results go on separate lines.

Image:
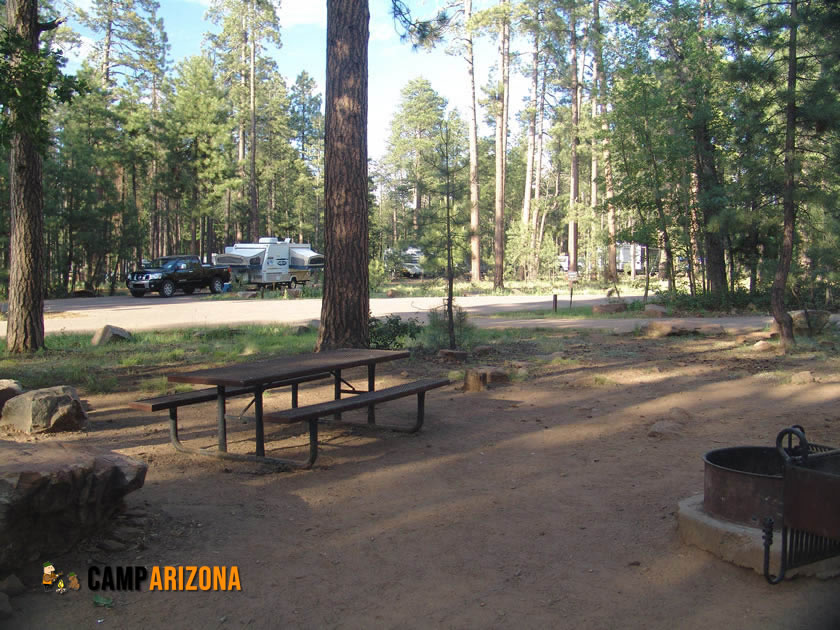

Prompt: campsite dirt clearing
xmin=3 ymin=323 xmax=840 ymax=629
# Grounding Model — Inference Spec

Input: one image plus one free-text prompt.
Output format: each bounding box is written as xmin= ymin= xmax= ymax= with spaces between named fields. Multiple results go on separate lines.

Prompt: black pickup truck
xmin=126 ymin=255 xmax=231 ymax=298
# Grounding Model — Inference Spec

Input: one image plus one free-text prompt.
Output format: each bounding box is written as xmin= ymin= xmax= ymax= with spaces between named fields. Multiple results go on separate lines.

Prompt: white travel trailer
xmin=212 ymin=237 xmax=324 ymax=288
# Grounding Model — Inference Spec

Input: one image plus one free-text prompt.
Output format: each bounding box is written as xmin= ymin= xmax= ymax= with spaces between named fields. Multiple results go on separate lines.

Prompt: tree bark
xmin=465 ymin=0 xmax=481 ymax=283
xmin=771 ymin=0 xmax=798 ymax=350
xmin=6 ymin=0 xmax=46 ymax=353
xmin=492 ymin=0 xmax=509 ymax=290
xmin=568 ymin=5 xmax=579 ymax=272
xmin=521 ymin=33 xmax=539 ymax=281
xmin=248 ymin=2 xmax=259 ymax=240
xmin=316 ymin=0 xmax=370 ymax=350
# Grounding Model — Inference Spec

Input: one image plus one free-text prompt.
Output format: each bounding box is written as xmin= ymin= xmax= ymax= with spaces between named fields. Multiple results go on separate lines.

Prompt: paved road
xmin=0 ymin=290 xmax=804 ymax=336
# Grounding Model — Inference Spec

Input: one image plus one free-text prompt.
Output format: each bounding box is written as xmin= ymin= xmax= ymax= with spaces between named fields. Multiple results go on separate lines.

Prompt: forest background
xmin=0 ymin=0 xmax=838 ymax=314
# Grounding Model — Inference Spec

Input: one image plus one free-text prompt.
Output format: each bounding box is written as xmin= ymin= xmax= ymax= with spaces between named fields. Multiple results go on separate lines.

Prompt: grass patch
xmin=371 ymin=277 xmax=649 ymax=299
xmin=0 ymin=324 xmax=319 ymax=394
xmin=487 ymin=303 xmax=648 ymax=320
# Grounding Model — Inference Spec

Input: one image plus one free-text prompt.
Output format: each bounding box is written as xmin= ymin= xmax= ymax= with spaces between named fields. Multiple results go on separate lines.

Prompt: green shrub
xmin=418 ymin=305 xmax=479 ymax=352
xmin=369 ymin=258 xmax=387 ymax=293
xmin=655 ymin=287 xmax=771 ymax=313
xmin=369 ymin=314 xmax=422 ymax=349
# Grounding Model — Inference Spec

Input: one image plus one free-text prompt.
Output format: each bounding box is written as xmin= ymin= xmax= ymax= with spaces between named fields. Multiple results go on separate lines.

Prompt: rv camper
xmin=212 ymin=237 xmax=324 ymax=288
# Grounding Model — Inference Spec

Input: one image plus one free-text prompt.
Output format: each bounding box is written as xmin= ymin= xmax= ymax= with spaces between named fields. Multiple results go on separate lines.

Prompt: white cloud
xmin=279 ymin=0 xmax=326 ymax=29
xmin=64 ymin=0 xmax=93 ymax=14
xmin=370 ymin=20 xmax=397 ymax=42
xmin=64 ymin=34 xmax=96 ymax=67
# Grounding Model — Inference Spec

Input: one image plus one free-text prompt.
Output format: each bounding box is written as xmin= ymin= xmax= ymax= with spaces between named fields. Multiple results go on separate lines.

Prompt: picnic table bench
xmin=265 ymin=376 xmax=450 ymax=432
xmin=130 ymin=349 xmax=449 ymax=469
xmin=129 ymin=372 xmax=331 ymax=461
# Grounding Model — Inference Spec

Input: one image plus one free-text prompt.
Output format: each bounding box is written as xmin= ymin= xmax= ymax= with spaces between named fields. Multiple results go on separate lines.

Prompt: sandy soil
xmin=4 ymin=329 xmax=840 ymax=629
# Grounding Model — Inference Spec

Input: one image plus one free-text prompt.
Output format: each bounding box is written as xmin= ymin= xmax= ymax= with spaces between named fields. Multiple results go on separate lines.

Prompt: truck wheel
xmin=159 ymin=280 xmax=176 ymax=298
xmin=182 ymin=287 xmax=195 ymax=295
xmin=130 ymin=289 xmax=145 ymax=298
xmin=210 ymin=277 xmax=224 ymax=294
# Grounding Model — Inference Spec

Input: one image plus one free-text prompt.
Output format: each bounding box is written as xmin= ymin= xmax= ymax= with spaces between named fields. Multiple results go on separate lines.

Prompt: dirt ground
xmin=4 ymin=329 xmax=840 ymax=629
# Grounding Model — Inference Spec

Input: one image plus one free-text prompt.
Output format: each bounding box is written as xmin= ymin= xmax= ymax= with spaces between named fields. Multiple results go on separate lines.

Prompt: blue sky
xmin=65 ymin=0 xmax=526 ymax=160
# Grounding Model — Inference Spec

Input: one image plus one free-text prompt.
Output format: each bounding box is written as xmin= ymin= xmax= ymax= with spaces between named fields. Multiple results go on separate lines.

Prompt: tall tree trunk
xmin=530 ymin=65 xmax=546 ymax=272
xmin=465 ymin=0 xmax=481 ymax=283
xmin=521 ymin=33 xmax=539 ymax=280
xmin=101 ymin=1 xmax=113 ymax=85
xmin=248 ymin=6 xmax=259 ymax=240
xmin=492 ymin=0 xmax=509 ymax=290
xmin=6 ymin=0 xmax=51 ymax=352
xmin=568 ymin=5 xmax=579 ymax=272
xmin=316 ymin=0 xmax=370 ymax=350
xmin=771 ymin=0 xmax=798 ymax=350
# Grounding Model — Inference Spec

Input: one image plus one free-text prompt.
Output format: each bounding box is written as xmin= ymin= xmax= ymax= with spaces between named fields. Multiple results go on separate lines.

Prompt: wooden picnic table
xmin=166 ymin=348 xmax=410 ymax=464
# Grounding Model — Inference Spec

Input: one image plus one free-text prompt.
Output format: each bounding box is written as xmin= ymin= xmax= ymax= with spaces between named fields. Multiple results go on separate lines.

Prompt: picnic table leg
xmin=168 ymin=409 xmax=183 ymax=450
xmin=217 ymin=385 xmax=227 ymax=453
xmin=291 ymin=383 xmax=299 ymax=408
xmin=367 ymin=364 xmax=376 ymax=425
xmin=254 ymin=384 xmax=265 ymax=457
xmin=334 ymin=369 xmax=342 ymax=421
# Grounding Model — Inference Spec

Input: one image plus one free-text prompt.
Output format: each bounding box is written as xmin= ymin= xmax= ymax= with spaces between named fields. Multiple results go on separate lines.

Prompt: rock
xmin=753 ymin=340 xmax=775 ymax=352
xmin=0 ymin=380 xmax=23 ymax=415
xmin=308 ymin=320 xmax=321 ymax=330
xmin=790 ymin=371 xmax=815 ymax=385
xmin=472 ymin=345 xmax=494 ymax=357
xmin=0 ymin=592 xmax=11 ymax=619
xmin=485 ymin=367 xmax=509 ymax=383
xmin=91 ymin=325 xmax=132 ymax=346
xmin=0 ymin=386 xmax=88 ymax=434
xmin=287 ymin=288 xmax=302 ymax=298
xmin=648 ymin=420 xmax=684 ymax=439
xmin=294 ymin=325 xmax=311 ymax=335
xmin=0 ymin=442 xmax=147 ymax=574
xmin=0 ymin=574 xmax=25 ymax=596
xmin=593 ymin=302 xmax=627 ymax=314
xmin=698 ymin=325 xmax=726 ymax=337
xmin=644 ymin=304 xmax=667 ymax=317
xmin=644 ymin=322 xmax=701 ymax=338
xmin=790 ymin=310 xmax=831 ymax=335
xmin=668 ymin=407 xmax=694 ymax=422
xmin=438 ymin=349 xmax=468 ymax=362
xmin=771 ymin=310 xmax=832 ymax=336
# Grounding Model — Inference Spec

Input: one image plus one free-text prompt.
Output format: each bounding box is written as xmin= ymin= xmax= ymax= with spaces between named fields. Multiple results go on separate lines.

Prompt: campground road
xmin=0 ymin=290 xmax=800 ymax=337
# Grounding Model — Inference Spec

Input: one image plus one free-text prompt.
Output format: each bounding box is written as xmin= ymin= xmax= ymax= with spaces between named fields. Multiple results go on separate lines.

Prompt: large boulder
xmin=790 ymin=310 xmax=831 ymax=335
xmin=91 ymin=325 xmax=132 ymax=346
xmin=0 ymin=441 xmax=147 ymax=574
xmin=593 ymin=302 xmax=627 ymax=314
xmin=0 ymin=380 xmax=23 ymax=415
xmin=644 ymin=304 xmax=667 ymax=317
xmin=770 ymin=310 xmax=831 ymax=336
xmin=0 ymin=386 xmax=88 ymax=434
